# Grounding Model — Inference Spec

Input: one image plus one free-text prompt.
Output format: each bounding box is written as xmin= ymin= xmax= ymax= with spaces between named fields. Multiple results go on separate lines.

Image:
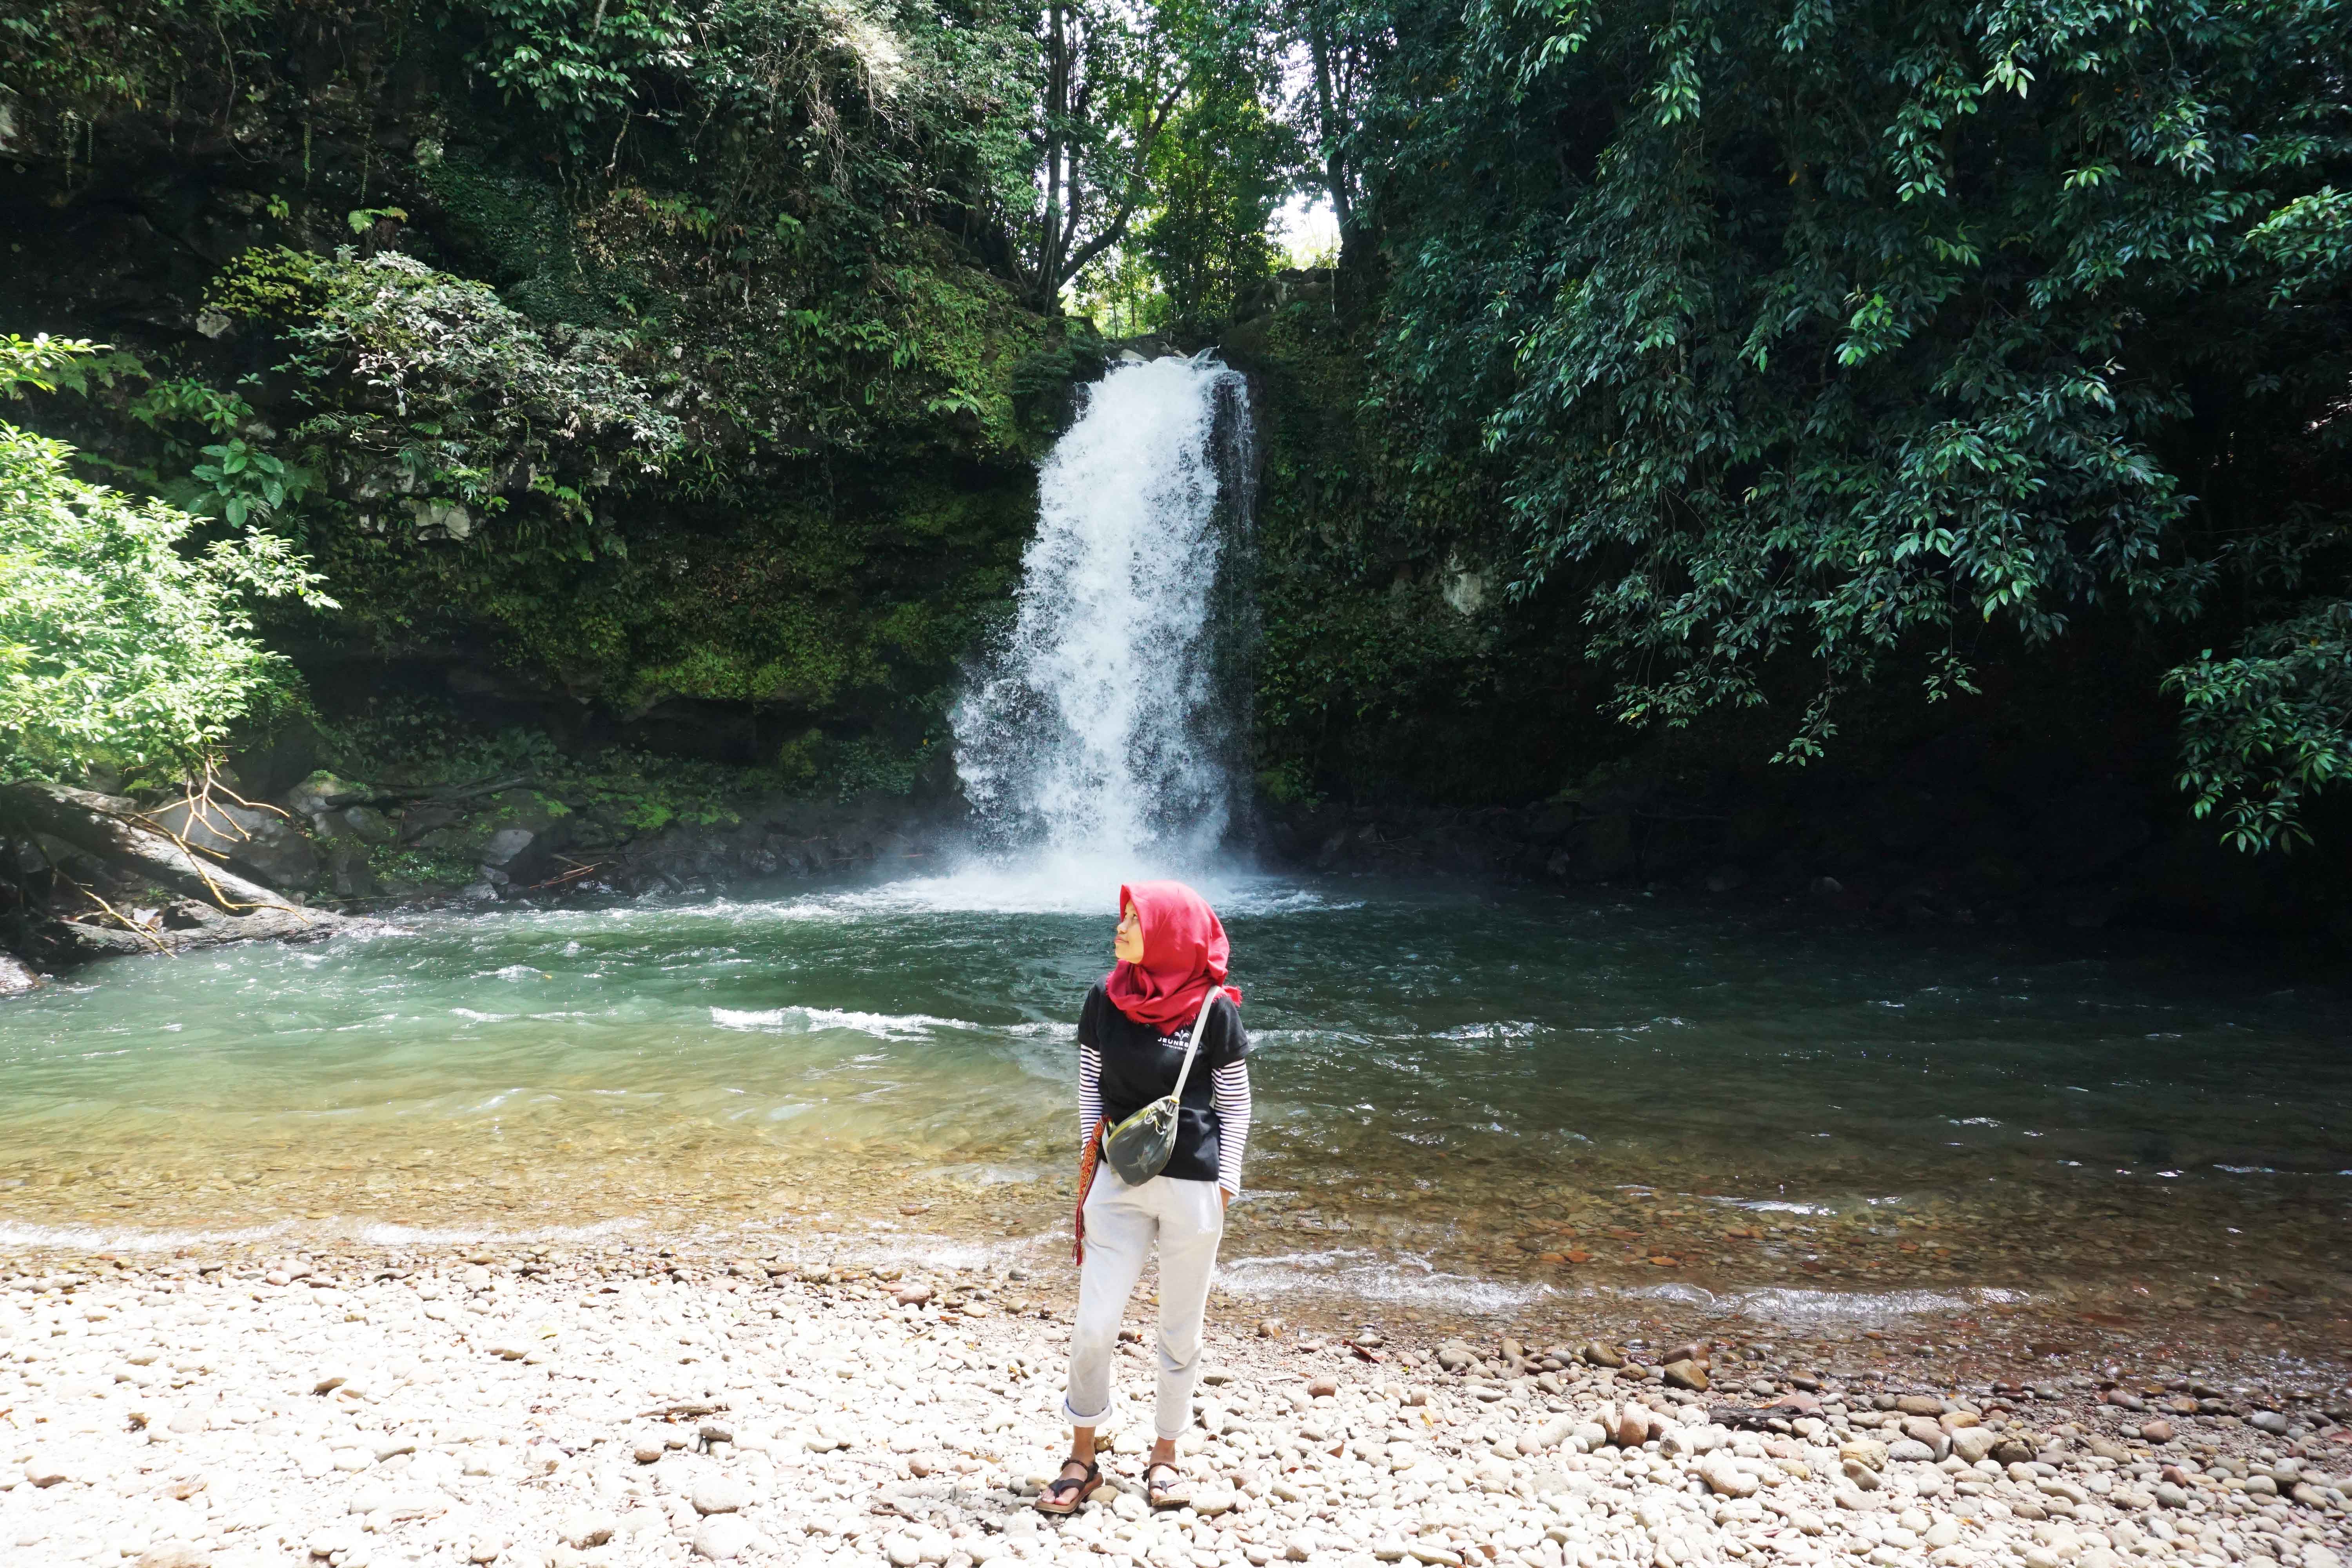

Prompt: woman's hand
xmin=1218 ymin=1187 xmax=1231 ymax=1210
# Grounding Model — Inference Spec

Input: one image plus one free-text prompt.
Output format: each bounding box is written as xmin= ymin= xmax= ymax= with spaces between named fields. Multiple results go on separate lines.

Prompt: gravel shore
xmin=4 ymin=1245 xmax=2347 ymax=1568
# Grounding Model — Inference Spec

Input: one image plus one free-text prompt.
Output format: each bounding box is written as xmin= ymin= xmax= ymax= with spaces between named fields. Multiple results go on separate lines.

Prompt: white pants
xmin=1060 ymin=1173 xmax=1225 ymax=1441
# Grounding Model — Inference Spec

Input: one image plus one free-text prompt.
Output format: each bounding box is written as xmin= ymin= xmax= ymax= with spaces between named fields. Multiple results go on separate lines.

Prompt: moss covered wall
xmin=1225 ymin=279 xmax=1618 ymax=808
xmin=0 ymin=0 xmax=1087 ymax=793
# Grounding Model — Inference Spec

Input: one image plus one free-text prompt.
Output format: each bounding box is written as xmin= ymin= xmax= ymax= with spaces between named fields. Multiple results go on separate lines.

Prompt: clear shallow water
xmin=3 ymin=870 xmax=2346 ymax=1334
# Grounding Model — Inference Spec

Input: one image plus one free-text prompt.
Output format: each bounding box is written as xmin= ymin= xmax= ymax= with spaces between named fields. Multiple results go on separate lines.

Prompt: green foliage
xmin=183 ymin=439 xmax=314 ymax=530
xmin=191 ymin=224 xmax=1044 ymax=734
xmin=0 ymin=0 xmax=265 ymax=110
xmin=226 ymin=248 xmax=682 ymax=541
xmin=1137 ymin=84 xmax=1298 ymax=333
xmin=118 ymin=373 xmax=323 ymax=534
xmin=2167 ymin=602 xmax=2352 ymax=852
xmin=1348 ymin=0 xmax=2352 ymax=838
xmin=408 ymin=144 xmax=634 ymax=327
xmin=1239 ymin=297 xmax=1598 ymax=803
xmin=201 ymin=245 xmax=332 ymax=323
xmin=2248 ymin=187 xmax=2352 ymax=299
xmin=827 ymin=731 xmax=928 ymax=800
xmin=1068 ymin=244 xmax=1168 ymax=339
xmin=128 ymin=378 xmax=252 ymax=438
xmin=1015 ymin=0 xmax=1277 ymax=310
xmin=0 ymin=334 xmax=145 ymax=399
xmin=0 ymin=340 xmax=332 ymax=779
xmin=461 ymin=0 xmax=691 ymax=154
xmin=1254 ymin=757 xmax=1320 ymax=806
xmin=345 ymin=206 xmax=411 ymax=235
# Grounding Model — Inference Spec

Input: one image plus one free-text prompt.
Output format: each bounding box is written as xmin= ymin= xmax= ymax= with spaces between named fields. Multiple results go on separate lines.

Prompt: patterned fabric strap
xmin=1073 ymin=1116 xmax=1104 ymax=1266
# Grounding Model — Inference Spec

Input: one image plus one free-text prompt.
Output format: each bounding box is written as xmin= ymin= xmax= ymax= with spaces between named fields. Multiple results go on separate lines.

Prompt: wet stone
xmin=1663 ymin=1359 xmax=1708 ymax=1392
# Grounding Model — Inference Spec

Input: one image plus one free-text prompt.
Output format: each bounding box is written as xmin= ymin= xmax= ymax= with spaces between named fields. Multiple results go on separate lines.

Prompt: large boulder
xmin=1564 ymin=813 xmax=1639 ymax=882
xmin=339 ymin=805 xmax=398 ymax=844
xmin=146 ymin=798 xmax=320 ymax=891
xmin=325 ymin=844 xmax=381 ymax=898
xmin=283 ymin=771 xmax=372 ymax=818
xmin=0 ymin=955 xmax=39 ymax=996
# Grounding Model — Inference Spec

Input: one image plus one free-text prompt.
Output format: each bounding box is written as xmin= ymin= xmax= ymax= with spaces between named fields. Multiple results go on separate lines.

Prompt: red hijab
xmin=1103 ymin=880 xmax=1242 ymax=1033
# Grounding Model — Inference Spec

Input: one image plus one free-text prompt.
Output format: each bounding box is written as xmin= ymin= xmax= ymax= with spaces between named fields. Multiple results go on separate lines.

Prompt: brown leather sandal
xmin=1034 ymin=1457 xmax=1099 ymax=1516
xmin=1146 ymin=1459 xmax=1190 ymax=1510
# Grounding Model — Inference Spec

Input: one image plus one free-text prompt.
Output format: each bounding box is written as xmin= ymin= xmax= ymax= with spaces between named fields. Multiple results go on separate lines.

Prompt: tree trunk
xmin=0 ymin=780 xmax=353 ymax=967
xmin=16 ymin=897 xmax=353 ymax=965
xmin=1309 ymin=25 xmax=1356 ymax=241
xmin=1036 ymin=0 xmax=1070 ymax=314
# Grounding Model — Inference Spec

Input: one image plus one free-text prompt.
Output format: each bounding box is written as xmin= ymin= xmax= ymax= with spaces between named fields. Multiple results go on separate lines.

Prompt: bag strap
xmin=1167 ymin=982 xmax=1223 ymax=1102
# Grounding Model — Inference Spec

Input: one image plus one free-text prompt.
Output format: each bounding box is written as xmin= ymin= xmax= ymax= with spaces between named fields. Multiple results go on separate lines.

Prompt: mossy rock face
xmin=284 ymin=771 xmax=373 ymax=815
xmin=1234 ymin=298 xmax=1615 ymax=807
xmin=416 ymin=142 xmax=632 ymax=327
xmin=0 ymin=0 xmax=1097 ymax=783
xmin=225 ymin=225 xmax=1055 ymax=755
xmin=407 ymin=824 xmax=492 ymax=856
xmin=478 ymin=788 xmax=570 ymax=834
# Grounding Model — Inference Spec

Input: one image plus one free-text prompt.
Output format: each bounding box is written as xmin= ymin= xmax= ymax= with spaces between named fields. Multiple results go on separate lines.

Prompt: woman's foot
xmin=1145 ymin=1458 xmax=1190 ymax=1510
xmin=1034 ymin=1456 xmax=1099 ymax=1516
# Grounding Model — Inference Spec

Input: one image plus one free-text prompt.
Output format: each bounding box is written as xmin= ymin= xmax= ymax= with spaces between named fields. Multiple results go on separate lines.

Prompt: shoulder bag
xmin=1100 ymin=984 xmax=1223 ymax=1187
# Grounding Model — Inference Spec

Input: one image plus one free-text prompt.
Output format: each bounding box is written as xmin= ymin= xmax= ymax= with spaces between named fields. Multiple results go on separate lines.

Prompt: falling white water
xmin=951 ymin=354 xmax=1250 ymax=872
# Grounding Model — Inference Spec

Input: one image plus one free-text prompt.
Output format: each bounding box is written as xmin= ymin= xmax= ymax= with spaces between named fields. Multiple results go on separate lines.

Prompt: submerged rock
xmin=0 ymin=954 xmax=38 ymax=996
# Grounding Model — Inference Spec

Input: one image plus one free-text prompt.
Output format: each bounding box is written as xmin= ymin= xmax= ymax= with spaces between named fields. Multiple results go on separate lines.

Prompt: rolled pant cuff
xmin=1060 ymin=1399 xmax=1112 ymax=1427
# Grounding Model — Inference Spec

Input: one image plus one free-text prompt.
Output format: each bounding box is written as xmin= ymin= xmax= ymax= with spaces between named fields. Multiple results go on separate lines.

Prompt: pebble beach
xmin=4 ymin=1241 xmax=2348 ymax=1568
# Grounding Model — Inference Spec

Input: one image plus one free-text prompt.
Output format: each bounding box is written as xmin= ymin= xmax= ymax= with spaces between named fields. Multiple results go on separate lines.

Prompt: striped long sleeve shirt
xmin=1079 ymin=1046 xmax=1252 ymax=1198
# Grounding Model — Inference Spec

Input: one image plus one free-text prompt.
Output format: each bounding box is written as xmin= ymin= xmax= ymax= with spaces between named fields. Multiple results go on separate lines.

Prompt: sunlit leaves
xmin=0 ymin=341 xmax=333 ymax=778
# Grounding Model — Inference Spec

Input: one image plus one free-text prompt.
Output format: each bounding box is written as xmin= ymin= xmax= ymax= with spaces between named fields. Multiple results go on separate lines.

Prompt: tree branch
xmin=0 ymin=781 xmax=350 ymax=928
xmin=1056 ymin=71 xmax=1194 ymax=290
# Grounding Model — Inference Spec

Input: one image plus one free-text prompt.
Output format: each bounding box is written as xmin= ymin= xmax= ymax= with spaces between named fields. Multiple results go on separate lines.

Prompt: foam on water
xmin=351 ymin=1217 xmax=651 ymax=1246
xmin=1213 ymin=1247 xmax=1558 ymax=1315
xmin=432 ymin=864 xmax=1340 ymax=923
xmin=776 ymin=862 xmax=1341 ymax=918
xmin=710 ymin=1006 xmax=978 ymax=1038
xmin=0 ymin=1220 xmax=300 ymax=1252
xmin=1601 ymin=1283 xmax=2033 ymax=1325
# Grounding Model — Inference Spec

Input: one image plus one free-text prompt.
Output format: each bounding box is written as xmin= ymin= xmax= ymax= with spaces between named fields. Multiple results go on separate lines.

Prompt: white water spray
xmin=951 ymin=355 xmax=1250 ymax=873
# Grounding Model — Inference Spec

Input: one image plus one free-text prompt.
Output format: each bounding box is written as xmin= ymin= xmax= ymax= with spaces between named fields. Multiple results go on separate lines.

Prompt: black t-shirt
xmin=1079 ymin=980 xmax=1250 ymax=1185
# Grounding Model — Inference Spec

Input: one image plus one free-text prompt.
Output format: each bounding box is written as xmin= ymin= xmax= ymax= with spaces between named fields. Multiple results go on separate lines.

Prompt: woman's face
xmin=1113 ymin=900 xmax=1145 ymax=963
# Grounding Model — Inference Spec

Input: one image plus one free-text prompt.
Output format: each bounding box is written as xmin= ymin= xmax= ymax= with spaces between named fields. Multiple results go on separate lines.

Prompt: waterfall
xmin=951 ymin=354 xmax=1253 ymax=871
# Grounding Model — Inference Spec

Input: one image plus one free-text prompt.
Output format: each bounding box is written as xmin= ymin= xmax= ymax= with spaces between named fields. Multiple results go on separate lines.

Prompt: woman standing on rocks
xmin=1037 ymin=881 xmax=1252 ymax=1517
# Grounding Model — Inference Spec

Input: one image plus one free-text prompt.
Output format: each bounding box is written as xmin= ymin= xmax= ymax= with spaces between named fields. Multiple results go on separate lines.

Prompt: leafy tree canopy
xmin=0 ymin=339 xmax=333 ymax=780
xmin=1343 ymin=0 xmax=2352 ymax=849
xmin=1140 ymin=82 xmax=1300 ymax=333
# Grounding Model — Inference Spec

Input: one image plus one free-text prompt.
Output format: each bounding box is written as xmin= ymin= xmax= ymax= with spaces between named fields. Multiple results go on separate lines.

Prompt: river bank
xmin=3 ymin=1240 xmax=2348 ymax=1568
